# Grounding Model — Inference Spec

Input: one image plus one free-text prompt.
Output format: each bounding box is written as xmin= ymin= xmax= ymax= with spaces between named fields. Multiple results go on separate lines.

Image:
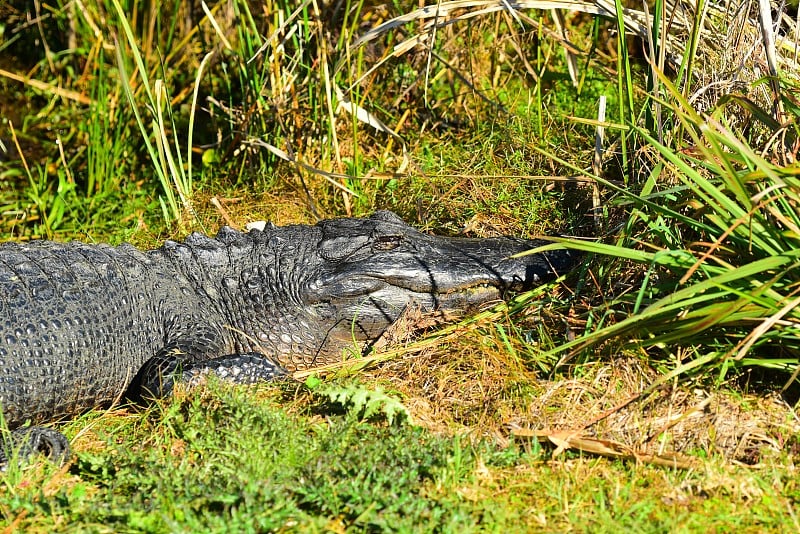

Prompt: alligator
xmin=0 ymin=210 xmax=575 ymax=467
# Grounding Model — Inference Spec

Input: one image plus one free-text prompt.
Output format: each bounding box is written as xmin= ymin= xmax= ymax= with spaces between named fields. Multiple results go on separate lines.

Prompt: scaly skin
xmin=0 ymin=211 xmax=577 ymax=465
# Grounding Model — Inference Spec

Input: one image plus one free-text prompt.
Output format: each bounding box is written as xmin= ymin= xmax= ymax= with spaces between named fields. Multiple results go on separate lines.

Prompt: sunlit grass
xmin=536 ymin=5 xmax=800 ymax=385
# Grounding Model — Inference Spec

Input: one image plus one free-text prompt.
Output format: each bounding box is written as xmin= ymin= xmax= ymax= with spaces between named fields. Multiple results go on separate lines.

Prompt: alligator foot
xmin=131 ymin=351 xmax=292 ymax=401
xmin=180 ymin=352 xmax=292 ymax=387
xmin=0 ymin=427 xmax=70 ymax=471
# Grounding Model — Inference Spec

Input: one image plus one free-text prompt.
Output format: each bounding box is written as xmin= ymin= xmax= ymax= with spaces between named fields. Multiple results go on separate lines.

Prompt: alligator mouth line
xmin=367 ymin=283 xmax=503 ymax=314
xmin=366 ymin=272 xmax=519 ymax=294
xmin=432 ymin=284 xmax=504 ymax=309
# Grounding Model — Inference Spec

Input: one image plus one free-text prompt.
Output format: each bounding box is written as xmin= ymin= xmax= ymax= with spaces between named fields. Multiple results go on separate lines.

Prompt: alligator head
xmin=207 ymin=210 xmax=577 ymax=370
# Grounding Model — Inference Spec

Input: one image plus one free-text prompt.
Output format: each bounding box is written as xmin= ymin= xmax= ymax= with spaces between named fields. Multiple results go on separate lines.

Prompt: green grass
xmin=2 ymin=383 xmax=796 ymax=532
xmin=1 ymin=0 xmax=800 ymax=531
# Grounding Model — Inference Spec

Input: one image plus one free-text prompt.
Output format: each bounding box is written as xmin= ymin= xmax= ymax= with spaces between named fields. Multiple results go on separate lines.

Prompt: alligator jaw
xmin=314 ymin=283 xmax=505 ymax=354
xmin=312 ymin=238 xmax=570 ymax=299
xmin=302 ymin=243 xmax=571 ymax=355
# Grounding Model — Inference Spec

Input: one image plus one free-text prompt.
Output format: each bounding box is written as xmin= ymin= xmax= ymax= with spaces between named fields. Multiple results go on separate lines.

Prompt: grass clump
xmin=0 ymin=384 xmax=537 ymax=531
xmin=539 ymin=4 xmax=800 ymax=385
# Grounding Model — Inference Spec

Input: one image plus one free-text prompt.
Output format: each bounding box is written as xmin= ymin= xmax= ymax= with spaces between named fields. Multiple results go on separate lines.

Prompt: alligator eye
xmin=373 ymin=235 xmax=402 ymax=251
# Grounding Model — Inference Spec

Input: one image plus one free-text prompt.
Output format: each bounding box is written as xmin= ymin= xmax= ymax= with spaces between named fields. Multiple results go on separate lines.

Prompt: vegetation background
xmin=1 ymin=0 xmax=799 ymax=531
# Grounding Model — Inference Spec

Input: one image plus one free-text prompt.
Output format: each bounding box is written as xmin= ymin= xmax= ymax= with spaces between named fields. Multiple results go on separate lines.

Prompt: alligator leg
xmin=130 ymin=347 xmax=291 ymax=401
xmin=0 ymin=426 xmax=70 ymax=471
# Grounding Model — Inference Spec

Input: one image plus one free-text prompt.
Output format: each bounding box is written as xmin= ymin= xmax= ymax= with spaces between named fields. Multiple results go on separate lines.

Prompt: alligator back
xmin=0 ymin=240 xmax=172 ymax=427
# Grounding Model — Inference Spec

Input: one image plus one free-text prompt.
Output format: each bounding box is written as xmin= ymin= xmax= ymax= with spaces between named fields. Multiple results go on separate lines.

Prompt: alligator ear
xmin=319 ymin=235 xmax=369 ymax=261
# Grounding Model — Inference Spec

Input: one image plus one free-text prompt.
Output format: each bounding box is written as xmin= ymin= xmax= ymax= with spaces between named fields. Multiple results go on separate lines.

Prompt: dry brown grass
xmin=363 ymin=332 xmax=799 ymax=466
